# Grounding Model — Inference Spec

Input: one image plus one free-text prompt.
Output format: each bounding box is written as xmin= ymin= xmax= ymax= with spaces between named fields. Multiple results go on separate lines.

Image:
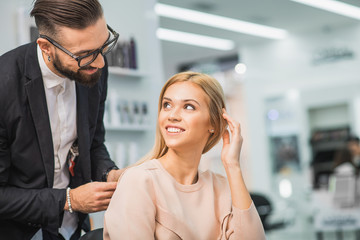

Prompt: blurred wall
xmin=242 ymin=22 xmax=360 ymax=197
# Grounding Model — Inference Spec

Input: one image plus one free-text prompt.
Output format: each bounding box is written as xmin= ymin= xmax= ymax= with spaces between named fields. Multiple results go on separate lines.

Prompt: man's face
xmin=49 ymin=17 xmax=109 ymax=87
xmin=348 ymin=141 xmax=360 ymax=156
xmin=52 ymin=53 xmax=102 ymax=87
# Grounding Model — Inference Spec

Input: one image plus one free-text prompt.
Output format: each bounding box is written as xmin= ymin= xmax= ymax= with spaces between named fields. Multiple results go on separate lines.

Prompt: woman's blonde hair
xmin=139 ymin=71 xmax=227 ymax=163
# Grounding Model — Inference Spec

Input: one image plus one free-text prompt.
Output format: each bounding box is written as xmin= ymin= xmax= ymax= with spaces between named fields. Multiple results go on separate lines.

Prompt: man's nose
xmin=90 ymin=53 xmax=105 ymax=69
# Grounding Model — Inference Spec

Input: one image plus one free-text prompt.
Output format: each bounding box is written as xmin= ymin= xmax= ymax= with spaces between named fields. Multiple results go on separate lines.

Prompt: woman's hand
xmin=221 ymin=109 xmax=243 ymax=169
xmin=221 ymin=109 xmax=252 ymax=210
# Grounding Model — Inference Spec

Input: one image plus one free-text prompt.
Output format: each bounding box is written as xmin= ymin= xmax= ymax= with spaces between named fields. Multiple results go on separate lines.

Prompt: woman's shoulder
xmin=201 ymin=170 xmax=232 ymax=209
xmin=201 ymin=169 xmax=226 ymax=180
xmin=118 ymin=160 xmax=160 ymax=184
xmin=126 ymin=159 xmax=159 ymax=172
xmin=201 ymin=170 xmax=229 ymax=189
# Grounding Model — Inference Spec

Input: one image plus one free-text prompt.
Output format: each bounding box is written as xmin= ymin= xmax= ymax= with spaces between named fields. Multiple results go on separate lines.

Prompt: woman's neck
xmin=159 ymin=149 xmax=202 ymax=185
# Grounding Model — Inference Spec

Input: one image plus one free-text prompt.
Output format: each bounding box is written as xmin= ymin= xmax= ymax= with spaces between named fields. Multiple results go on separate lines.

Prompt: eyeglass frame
xmin=39 ymin=24 xmax=119 ymax=67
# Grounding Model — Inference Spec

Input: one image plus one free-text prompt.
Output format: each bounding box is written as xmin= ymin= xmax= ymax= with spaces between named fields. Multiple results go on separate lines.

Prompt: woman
xmin=104 ymin=72 xmax=266 ymax=239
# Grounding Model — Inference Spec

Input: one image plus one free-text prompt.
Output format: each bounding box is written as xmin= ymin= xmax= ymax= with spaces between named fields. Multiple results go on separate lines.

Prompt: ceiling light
xmin=157 ymin=28 xmax=235 ymax=51
xmin=287 ymin=89 xmax=300 ymax=101
xmin=279 ymin=179 xmax=292 ymax=198
xmin=155 ymin=3 xmax=288 ymax=40
xmin=235 ymin=63 xmax=247 ymax=74
xmin=268 ymin=109 xmax=280 ymax=121
xmin=290 ymin=0 xmax=360 ymax=20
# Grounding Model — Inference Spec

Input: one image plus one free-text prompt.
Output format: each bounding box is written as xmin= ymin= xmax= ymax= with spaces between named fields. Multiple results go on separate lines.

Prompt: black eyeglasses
xmin=39 ymin=25 xmax=119 ymax=68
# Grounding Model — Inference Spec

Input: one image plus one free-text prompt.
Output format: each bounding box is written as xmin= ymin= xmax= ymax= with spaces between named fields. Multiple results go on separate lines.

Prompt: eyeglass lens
xmin=78 ymin=36 xmax=118 ymax=67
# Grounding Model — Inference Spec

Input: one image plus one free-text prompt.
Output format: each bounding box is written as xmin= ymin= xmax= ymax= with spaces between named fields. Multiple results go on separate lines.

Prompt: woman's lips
xmin=166 ymin=126 xmax=185 ymax=133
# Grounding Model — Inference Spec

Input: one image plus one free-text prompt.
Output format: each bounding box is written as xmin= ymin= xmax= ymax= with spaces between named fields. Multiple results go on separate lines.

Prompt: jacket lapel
xmin=74 ymin=83 xmax=91 ymax=183
xmin=24 ymin=43 xmax=54 ymax=187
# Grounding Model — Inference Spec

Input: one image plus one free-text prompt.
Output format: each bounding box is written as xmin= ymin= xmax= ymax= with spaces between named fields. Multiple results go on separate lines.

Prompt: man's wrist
xmin=102 ymin=166 xmax=119 ymax=182
xmin=66 ymin=187 xmax=73 ymax=213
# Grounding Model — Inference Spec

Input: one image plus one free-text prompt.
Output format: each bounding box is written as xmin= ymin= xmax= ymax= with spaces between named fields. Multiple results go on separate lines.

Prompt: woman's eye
xmin=185 ymin=104 xmax=195 ymax=110
xmin=163 ymin=102 xmax=171 ymax=109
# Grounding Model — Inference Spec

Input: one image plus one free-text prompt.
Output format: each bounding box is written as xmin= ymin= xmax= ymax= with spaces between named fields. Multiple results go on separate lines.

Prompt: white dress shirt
xmin=32 ymin=45 xmax=78 ymax=240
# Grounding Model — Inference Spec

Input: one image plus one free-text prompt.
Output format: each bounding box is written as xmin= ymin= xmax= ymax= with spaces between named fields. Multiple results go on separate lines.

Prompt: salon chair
xmin=250 ymin=193 xmax=287 ymax=232
xmin=79 ymin=228 xmax=103 ymax=240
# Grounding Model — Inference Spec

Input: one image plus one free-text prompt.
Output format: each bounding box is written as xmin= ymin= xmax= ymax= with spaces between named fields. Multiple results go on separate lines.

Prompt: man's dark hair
xmin=30 ymin=0 xmax=103 ymax=36
xmin=347 ymin=135 xmax=360 ymax=144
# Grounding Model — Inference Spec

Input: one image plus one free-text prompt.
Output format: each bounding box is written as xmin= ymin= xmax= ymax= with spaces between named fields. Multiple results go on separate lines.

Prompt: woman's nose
xmin=168 ymin=107 xmax=181 ymax=121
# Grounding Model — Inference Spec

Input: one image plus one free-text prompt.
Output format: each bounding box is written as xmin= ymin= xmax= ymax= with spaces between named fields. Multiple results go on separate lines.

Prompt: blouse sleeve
xmin=103 ymin=167 xmax=156 ymax=240
xmin=221 ymin=202 xmax=266 ymax=240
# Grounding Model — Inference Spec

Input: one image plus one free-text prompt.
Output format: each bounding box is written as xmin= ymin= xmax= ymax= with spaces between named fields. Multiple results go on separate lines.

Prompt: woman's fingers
xmin=222 ymin=129 xmax=230 ymax=145
xmin=222 ymin=109 xmax=241 ymax=137
xmin=223 ymin=113 xmax=234 ymax=132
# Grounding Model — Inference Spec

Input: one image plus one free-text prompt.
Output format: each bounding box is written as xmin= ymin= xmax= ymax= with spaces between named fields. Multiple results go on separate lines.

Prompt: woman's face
xmin=158 ymin=81 xmax=213 ymax=153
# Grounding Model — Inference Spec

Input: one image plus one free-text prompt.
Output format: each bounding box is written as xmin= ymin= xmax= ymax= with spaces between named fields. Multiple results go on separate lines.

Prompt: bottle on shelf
xmin=107 ymin=36 xmax=137 ymax=70
xmin=141 ymin=101 xmax=149 ymax=125
xmin=129 ymin=37 xmax=137 ymax=69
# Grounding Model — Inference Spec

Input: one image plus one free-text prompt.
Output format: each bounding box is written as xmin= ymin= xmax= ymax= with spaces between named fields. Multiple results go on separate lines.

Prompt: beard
xmin=52 ymin=54 xmax=102 ymax=88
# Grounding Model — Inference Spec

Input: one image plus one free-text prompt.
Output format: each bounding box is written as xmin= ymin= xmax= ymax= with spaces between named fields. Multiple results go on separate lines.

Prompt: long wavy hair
xmin=139 ymin=71 xmax=227 ymax=163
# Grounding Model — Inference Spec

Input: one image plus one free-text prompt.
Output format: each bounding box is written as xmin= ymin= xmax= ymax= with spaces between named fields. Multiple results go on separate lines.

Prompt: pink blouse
xmin=104 ymin=159 xmax=266 ymax=240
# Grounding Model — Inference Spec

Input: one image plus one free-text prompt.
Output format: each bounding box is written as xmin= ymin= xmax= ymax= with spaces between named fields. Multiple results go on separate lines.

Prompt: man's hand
xmin=106 ymin=169 xmax=126 ymax=182
xmin=66 ymin=182 xmax=117 ymax=213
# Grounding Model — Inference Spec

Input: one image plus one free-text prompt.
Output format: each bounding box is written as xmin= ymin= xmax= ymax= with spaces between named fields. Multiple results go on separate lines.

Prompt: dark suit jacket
xmin=0 ymin=42 xmax=116 ymax=239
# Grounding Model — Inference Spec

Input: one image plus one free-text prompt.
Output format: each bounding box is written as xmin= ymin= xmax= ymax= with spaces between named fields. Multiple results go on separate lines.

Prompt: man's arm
xmin=0 ymin=119 xmax=67 ymax=235
xmin=64 ymin=181 xmax=117 ymax=213
xmin=106 ymin=168 xmax=125 ymax=182
xmin=89 ymin=63 xmax=120 ymax=181
xmin=0 ymin=187 xmax=66 ymax=234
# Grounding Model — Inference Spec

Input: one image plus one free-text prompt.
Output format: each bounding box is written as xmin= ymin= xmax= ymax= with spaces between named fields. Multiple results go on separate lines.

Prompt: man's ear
xmin=37 ymin=38 xmax=52 ymax=56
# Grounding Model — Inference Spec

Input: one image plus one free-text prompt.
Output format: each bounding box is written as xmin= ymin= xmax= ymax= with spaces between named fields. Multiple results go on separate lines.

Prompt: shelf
xmin=105 ymin=124 xmax=150 ymax=131
xmin=311 ymin=141 xmax=346 ymax=152
xmin=108 ymin=67 xmax=144 ymax=77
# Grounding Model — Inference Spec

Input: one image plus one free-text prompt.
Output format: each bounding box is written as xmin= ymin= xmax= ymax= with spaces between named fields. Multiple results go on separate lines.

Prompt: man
xmin=0 ymin=0 xmax=123 ymax=239
xmin=347 ymin=136 xmax=360 ymax=171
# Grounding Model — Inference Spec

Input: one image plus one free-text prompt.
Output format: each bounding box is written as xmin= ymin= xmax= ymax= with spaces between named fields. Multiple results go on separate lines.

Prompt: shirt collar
xmin=37 ymin=44 xmax=67 ymax=89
